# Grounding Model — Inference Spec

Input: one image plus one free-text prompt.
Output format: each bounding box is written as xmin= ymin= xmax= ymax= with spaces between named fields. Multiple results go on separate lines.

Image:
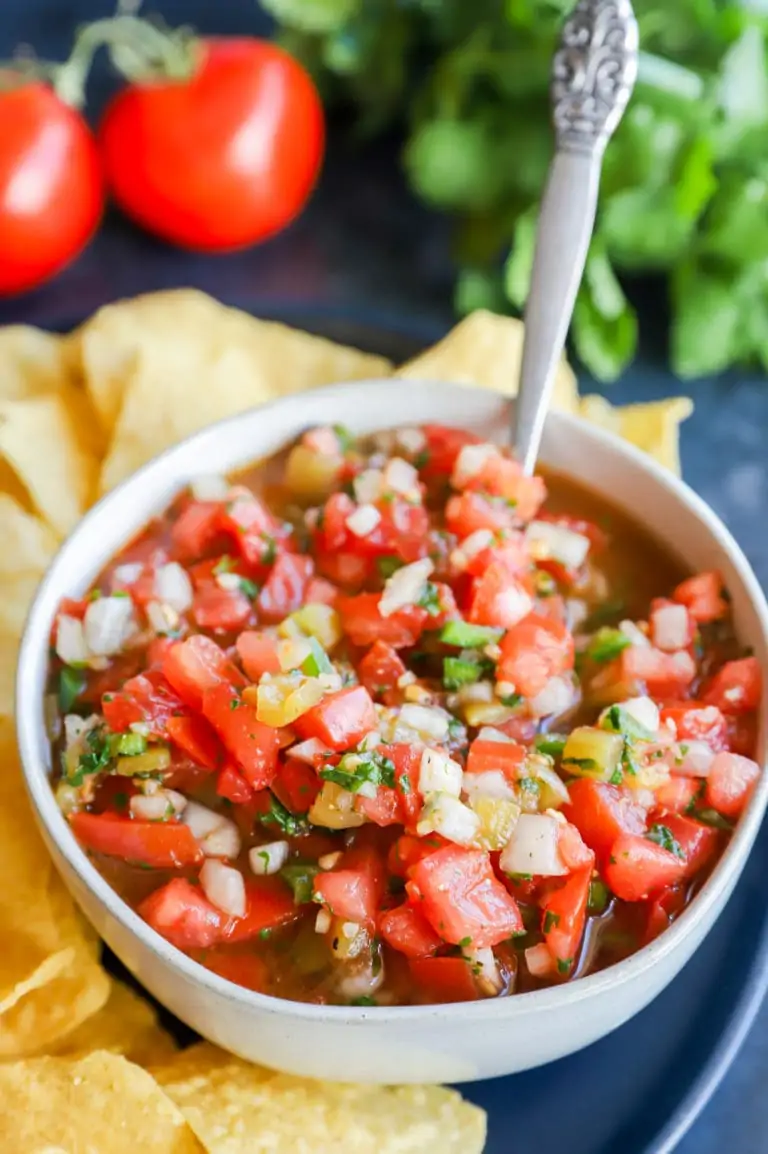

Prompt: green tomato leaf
xmin=260 ymin=0 xmax=361 ymax=34
xmin=671 ymin=261 xmax=742 ymax=378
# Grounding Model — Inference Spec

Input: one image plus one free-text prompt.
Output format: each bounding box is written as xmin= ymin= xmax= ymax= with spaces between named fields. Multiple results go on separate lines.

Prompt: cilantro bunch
xmin=264 ymin=0 xmax=768 ymax=382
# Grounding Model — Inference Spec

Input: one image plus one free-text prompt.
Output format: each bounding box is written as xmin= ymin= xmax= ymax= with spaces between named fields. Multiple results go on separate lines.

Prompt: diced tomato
xmin=337 ymin=592 xmax=428 ymax=649
xmin=468 ymin=564 xmax=532 ymax=629
xmin=408 ymin=846 xmax=523 ymax=948
xmin=702 ymin=657 xmax=761 ymax=715
xmin=313 ymin=845 xmax=384 ymax=931
xmin=147 ymin=636 xmax=175 ymax=668
xmin=379 ymin=902 xmax=444 ymax=958
xmin=272 ymin=757 xmax=321 ymax=814
xmin=654 ymin=776 xmax=700 ymax=814
xmin=445 ymin=492 xmax=513 ymax=538
xmin=358 ymin=640 xmax=407 ymax=704
xmin=102 ymin=670 xmax=186 ymax=737
xmin=304 ymin=577 xmax=339 ymax=606
xmin=140 ymin=878 xmax=227 ymax=950
xmin=644 ymin=885 xmax=687 ymax=945
xmin=387 ymin=833 xmax=447 ymax=878
xmin=660 ymin=812 xmax=720 ymax=877
xmin=672 ymin=571 xmax=727 ymax=623
xmin=164 ymin=715 xmax=219 ymax=771
xmin=355 ymin=746 xmax=421 ymax=829
xmin=236 ymin=631 xmax=281 ymax=681
xmin=660 ymin=702 xmax=727 ymax=750
xmin=464 ymin=535 xmax=528 ymax=579
xmin=202 ymin=682 xmax=280 ymax=790
xmin=315 ymin=547 xmax=371 ymax=589
xmin=620 ymin=645 xmax=696 ymax=695
xmin=409 ymin=956 xmax=481 ymax=1003
xmin=557 ymin=822 xmax=595 ymax=871
xmin=726 ymin=713 xmax=757 ymax=758
xmin=216 ymin=762 xmax=254 ymax=804
xmin=58 ymin=596 xmax=89 ymax=620
xmin=466 ymin=739 xmax=525 ymax=782
xmin=540 ymin=866 xmax=591 ymax=970
xmin=171 ymin=501 xmax=224 ymax=560
xmin=468 ymin=455 xmax=546 ymax=522
xmin=705 ymin=751 xmax=761 ymax=818
xmin=218 ymin=491 xmax=280 ymax=568
xmin=223 ymin=878 xmax=299 ymax=944
xmin=420 ymin=425 xmax=481 ymax=479
xmin=163 ymin=635 xmax=244 ymax=711
xmin=563 ymin=779 xmax=648 ymax=861
xmin=257 ymin=554 xmax=314 ymax=623
xmin=192 ymin=583 xmax=252 ymax=632
xmin=202 ymin=950 xmax=268 ymax=992
xmin=70 ymin=813 xmax=203 ymax=868
xmin=605 ymin=833 xmax=686 ymax=901
xmin=497 ymin=612 xmax=574 ymax=697
xmin=295 ymin=685 xmax=378 ymax=751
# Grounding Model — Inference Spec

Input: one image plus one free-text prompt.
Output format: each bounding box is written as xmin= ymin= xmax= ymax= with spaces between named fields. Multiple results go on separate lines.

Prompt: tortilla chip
xmin=0 ymin=572 xmax=42 ymax=637
xmin=75 ymin=288 xmax=390 ymax=443
xmin=0 ymin=393 xmax=99 ymax=536
xmin=153 ymin=1042 xmax=487 ymax=1154
xmin=0 ymin=1051 xmax=202 ymax=1152
xmin=51 ymin=979 xmax=178 ymax=1066
xmin=0 ymin=631 xmax=19 ymax=717
xmin=0 ymin=326 xmax=75 ymax=401
xmin=0 ymin=721 xmax=109 ymax=1056
xmin=396 ymin=309 xmax=579 ymax=415
xmin=579 ymin=395 xmax=693 ymax=476
xmin=0 ymin=493 xmax=59 ymax=575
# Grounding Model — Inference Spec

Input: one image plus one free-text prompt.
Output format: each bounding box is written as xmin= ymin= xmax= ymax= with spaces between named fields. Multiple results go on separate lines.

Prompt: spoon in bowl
xmin=511 ymin=0 xmax=639 ymax=475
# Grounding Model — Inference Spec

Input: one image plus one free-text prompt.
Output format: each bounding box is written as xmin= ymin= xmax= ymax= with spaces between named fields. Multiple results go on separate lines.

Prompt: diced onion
xmin=619 ymin=619 xmax=650 ymax=648
xmin=200 ymin=859 xmax=246 ymax=918
xmin=651 ymin=603 xmax=690 ymax=652
xmin=383 ymin=457 xmax=419 ymax=496
xmin=190 ymin=475 xmax=229 ymax=501
xmin=181 ymin=801 xmax=241 ymax=858
xmin=452 ymin=442 xmax=498 ymax=486
xmin=112 ymin=562 xmax=143 ymax=588
xmin=56 ymin=615 xmax=90 ymax=666
xmin=249 ymin=840 xmax=289 ymax=875
xmin=525 ymin=943 xmax=557 ymax=978
xmin=379 ymin=558 xmax=433 ymax=618
xmin=462 ymin=769 xmax=516 ymax=803
xmin=458 ymin=681 xmax=495 ymax=706
xmin=526 ymin=520 xmax=590 ymax=570
xmin=500 ymin=813 xmax=569 ymax=877
xmin=418 ymin=748 xmax=463 ymax=797
xmin=277 ymin=637 xmax=313 ymax=672
xmin=463 ymin=946 xmax=503 ymax=996
xmin=395 ymin=427 xmax=426 ymax=455
xmin=476 ymin=726 xmax=514 ymax=743
xmin=289 ymin=737 xmax=332 ymax=764
xmin=216 ymin=572 xmax=242 ymax=591
xmin=129 ymin=793 xmax=174 ymax=821
xmin=315 ymin=909 xmax=332 ymax=934
xmin=527 ymin=675 xmax=575 ymax=719
xmin=417 ymin=793 xmax=481 ymax=844
xmin=146 ymin=601 xmax=179 ymax=635
xmin=672 ymin=739 xmax=716 ymax=777
xmin=621 ymin=696 xmax=660 ymax=733
xmin=462 ymin=529 xmax=494 ymax=558
xmin=353 ymin=468 xmax=383 ymax=505
xmin=318 ymin=851 xmax=342 ymax=870
xmin=495 ymin=584 xmax=533 ymax=627
xmin=346 ymin=503 xmax=382 ymax=538
xmin=83 ymin=596 xmax=136 ymax=657
xmin=155 ymin=562 xmax=193 ymax=612
xmin=399 ymin=703 xmax=449 ymax=741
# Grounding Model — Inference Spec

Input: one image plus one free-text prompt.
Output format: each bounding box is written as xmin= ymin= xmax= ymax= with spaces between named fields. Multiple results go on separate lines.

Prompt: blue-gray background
xmin=2 ymin=2 xmax=767 ymax=1150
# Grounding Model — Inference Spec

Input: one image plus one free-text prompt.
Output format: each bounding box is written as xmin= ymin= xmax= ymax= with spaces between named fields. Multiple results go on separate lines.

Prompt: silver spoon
xmin=511 ymin=0 xmax=639 ymax=475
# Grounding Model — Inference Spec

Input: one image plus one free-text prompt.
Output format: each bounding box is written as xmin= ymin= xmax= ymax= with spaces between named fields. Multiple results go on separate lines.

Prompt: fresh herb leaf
xmin=351 ymin=995 xmax=378 ymax=1006
xmin=259 ymin=794 xmax=309 ymax=837
xmin=687 ymin=806 xmax=733 ymax=831
xmin=499 ymin=692 xmax=522 ymax=707
xmin=556 ymin=957 xmax=573 ymax=975
xmin=534 ymin=734 xmax=567 ymax=757
xmin=377 ymin=555 xmax=403 ymax=579
xmin=239 ymin=577 xmax=260 ymax=600
xmin=543 ymin=910 xmax=560 ymax=932
xmin=301 ymin=636 xmax=333 ymax=676
xmin=213 ymin=555 xmax=236 ymax=575
xmin=68 ymin=726 xmax=113 ymax=786
xmin=646 ymin=823 xmax=685 ymax=859
xmin=587 ymin=879 xmax=611 ymax=915
xmin=561 ymin=757 xmax=599 ymax=771
xmin=58 ymin=667 xmax=86 ymax=712
xmin=602 ymin=704 xmax=655 ymax=741
xmin=280 ymin=863 xmax=319 ymax=905
xmin=320 ymin=749 xmax=395 ymax=793
xmin=417 ymin=581 xmax=442 ymax=616
xmin=332 ymin=424 xmax=354 ymax=452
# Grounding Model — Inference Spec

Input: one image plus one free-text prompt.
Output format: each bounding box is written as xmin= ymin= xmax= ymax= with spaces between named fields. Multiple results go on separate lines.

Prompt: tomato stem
xmin=54 ymin=15 xmax=199 ymax=107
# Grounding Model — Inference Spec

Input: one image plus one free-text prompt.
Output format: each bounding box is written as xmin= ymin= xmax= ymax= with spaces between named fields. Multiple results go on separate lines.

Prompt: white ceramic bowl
xmin=16 ymin=381 xmax=768 ymax=1084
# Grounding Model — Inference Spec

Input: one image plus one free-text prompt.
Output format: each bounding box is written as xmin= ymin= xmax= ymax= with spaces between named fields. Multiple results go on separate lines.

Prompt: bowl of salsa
xmin=16 ymin=380 xmax=768 ymax=1083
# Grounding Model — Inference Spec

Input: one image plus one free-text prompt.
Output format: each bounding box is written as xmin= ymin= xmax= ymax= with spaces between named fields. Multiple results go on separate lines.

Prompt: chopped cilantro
xmin=458 ymin=935 xmax=472 ymax=948
xmin=556 ymin=957 xmax=573 ymax=975
xmin=398 ymin=773 xmax=412 ymax=794
xmin=417 ymin=582 xmax=443 ymax=617
xmin=609 ymin=766 xmax=624 ymax=785
xmin=687 ymin=806 xmax=733 ymax=831
xmin=58 ymin=667 xmax=86 ymax=712
xmin=587 ymin=879 xmax=611 ymax=915
xmin=259 ymin=927 xmax=272 ymax=940
xmin=534 ymin=570 xmax=557 ymax=597
xmin=87 ymin=589 xmax=102 ymax=601
xmin=113 ymin=791 xmax=129 ymax=813
xmin=500 ymin=692 xmax=522 ymax=707
xmin=509 ymin=872 xmax=533 ymax=882
xmin=320 ymin=749 xmax=395 ymax=793
xmin=229 ymin=697 xmax=241 ymax=710
xmin=561 ymin=757 xmax=599 ymax=771
xmin=377 ymin=555 xmax=403 ymax=579
xmin=581 ymin=598 xmax=627 ymax=632
xmin=646 ymin=823 xmax=685 ymax=859
xmin=602 ymin=704 xmax=654 ymax=741
xmin=588 ymin=627 xmax=631 ymax=664
xmin=351 ymin=995 xmax=378 ymax=1006
xmin=213 ymin=555 xmax=236 ymax=575
xmin=413 ymin=448 xmax=430 ymax=469
xmin=259 ymin=794 xmax=309 ymax=837
xmin=332 ymin=424 xmax=354 ymax=452
xmin=67 ymin=726 xmax=112 ymax=786
xmin=239 ymin=577 xmax=260 ymax=600
xmin=543 ymin=910 xmax=560 ymax=932
xmin=301 ymin=636 xmax=333 ymax=677
xmin=534 ymin=734 xmax=567 ymax=758
xmin=280 ymin=863 xmax=319 ymax=905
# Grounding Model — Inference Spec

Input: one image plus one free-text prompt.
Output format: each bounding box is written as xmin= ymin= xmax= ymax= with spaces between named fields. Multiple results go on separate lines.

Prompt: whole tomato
xmin=99 ymin=38 xmax=325 ymax=251
xmin=0 ymin=80 xmax=103 ymax=295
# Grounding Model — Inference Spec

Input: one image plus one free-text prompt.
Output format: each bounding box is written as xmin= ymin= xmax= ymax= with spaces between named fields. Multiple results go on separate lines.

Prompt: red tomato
xmin=726 ymin=713 xmax=757 ymax=758
xmin=216 ymin=762 xmax=254 ymax=804
xmin=163 ymin=635 xmax=244 ymax=711
xmin=272 ymin=757 xmax=321 ymax=814
xmin=354 ymin=746 xmax=421 ymax=828
xmin=620 ymin=645 xmax=696 ymax=695
xmin=70 ymin=813 xmax=202 ymax=868
xmin=192 ymin=583 xmax=252 ymax=632
xmin=605 ymin=834 xmax=686 ymax=901
xmin=236 ymin=631 xmax=281 ymax=681
xmin=357 ymin=640 xmax=407 ymax=704
xmin=468 ymin=564 xmax=532 ymax=629
xmin=557 ymin=822 xmax=595 ymax=871
xmin=202 ymin=683 xmax=280 ymax=789
xmin=257 ymin=554 xmax=314 ymax=623
xmin=445 ymin=492 xmax=513 ymax=538
xmin=313 ymin=846 xmax=384 ymax=931
xmin=379 ymin=902 xmax=444 ymax=958
xmin=337 ymin=593 xmax=428 ymax=649
xmin=100 ymin=39 xmax=324 ymax=250
xmin=420 ymin=425 xmax=481 ymax=479
xmin=644 ymin=885 xmax=687 ymax=945
xmin=702 ymin=657 xmax=762 ymax=715
xmin=705 ymin=751 xmax=761 ymax=818
xmin=102 ymin=670 xmax=186 ymax=737
xmin=660 ymin=702 xmax=727 ymax=750
xmin=497 ymin=612 xmax=574 ymax=697
xmin=408 ymin=956 xmax=481 ymax=1003
xmin=170 ymin=501 xmax=223 ymax=560
xmin=540 ymin=866 xmax=591 ymax=970
xmin=654 ymin=776 xmax=700 ymax=814
xmin=467 ymin=456 xmax=546 ymax=522
xmin=0 ymin=81 xmax=102 ymax=295
xmin=466 ymin=739 xmax=525 ymax=781
xmin=408 ymin=846 xmax=523 ymax=948
xmin=304 ymin=577 xmax=339 ymax=606
xmin=295 ymin=686 xmax=378 ymax=751
xmin=660 ymin=813 xmax=720 ymax=877
xmin=563 ymin=779 xmax=648 ymax=860
xmin=166 ymin=714 xmax=222 ymax=771
xmin=672 ymin=571 xmax=727 ymax=623
xmin=202 ymin=950 xmax=268 ymax=992
xmin=223 ymin=879 xmax=299 ymax=943
xmin=387 ymin=833 xmax=447 ymax=878
xmin=217 ymin=492 xmax=279 ymax=568
xmin=140 ymin=878 xmax=228 ymax=950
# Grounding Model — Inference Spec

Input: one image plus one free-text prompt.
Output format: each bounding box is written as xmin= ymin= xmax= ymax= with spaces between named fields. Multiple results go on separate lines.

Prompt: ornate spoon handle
xmin=511 ymin=0 xmax=638 ymax=475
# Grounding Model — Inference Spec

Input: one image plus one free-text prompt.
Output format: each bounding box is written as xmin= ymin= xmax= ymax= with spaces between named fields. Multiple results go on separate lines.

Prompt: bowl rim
xmin=15 ymin=378 xmax=768 ymax=1025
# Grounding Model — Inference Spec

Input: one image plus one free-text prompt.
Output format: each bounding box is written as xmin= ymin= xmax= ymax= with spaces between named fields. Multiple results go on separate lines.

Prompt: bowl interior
xmin=15 ymin=379 xmax=768 ymax=1020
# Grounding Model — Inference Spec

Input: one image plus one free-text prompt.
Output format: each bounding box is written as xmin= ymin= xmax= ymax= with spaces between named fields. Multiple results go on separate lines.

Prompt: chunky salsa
xmin=49 ymin=423 xmax=762 ymax=1006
